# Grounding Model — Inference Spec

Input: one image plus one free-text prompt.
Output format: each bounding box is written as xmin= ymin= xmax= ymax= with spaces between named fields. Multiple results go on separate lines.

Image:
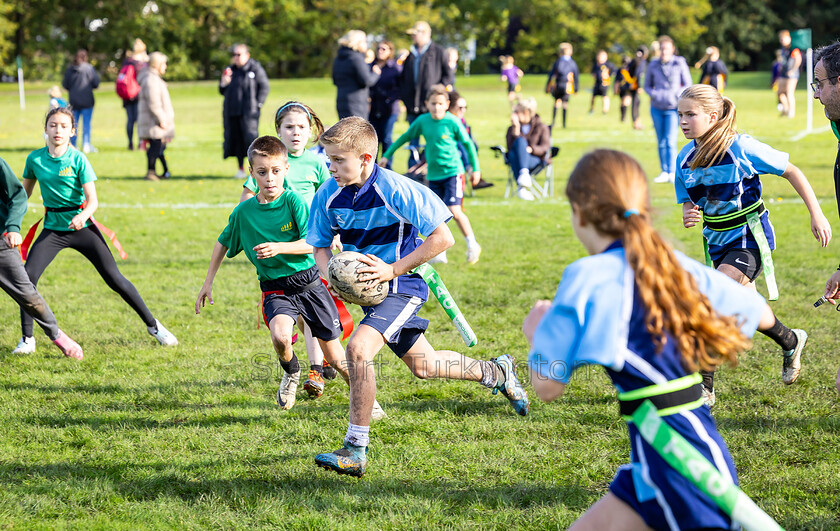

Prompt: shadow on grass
xmin=0 ymin=459 xmax=596 ymax=513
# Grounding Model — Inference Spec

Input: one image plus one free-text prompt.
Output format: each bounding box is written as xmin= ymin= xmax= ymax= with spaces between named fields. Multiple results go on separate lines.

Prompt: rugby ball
xmin=327 ymin=251 xmax=388 ymax=306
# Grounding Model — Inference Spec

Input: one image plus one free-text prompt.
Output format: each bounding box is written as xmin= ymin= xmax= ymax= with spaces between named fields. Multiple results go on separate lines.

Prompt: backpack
xmin=116 ymin=63 xmax=140 ymax=101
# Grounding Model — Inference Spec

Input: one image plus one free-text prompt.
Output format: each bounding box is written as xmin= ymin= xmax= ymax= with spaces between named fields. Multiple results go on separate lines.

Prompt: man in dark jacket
xmin=62 ymin=49 xmax=100 ymax=153
xmin=219 ymin=44 xmax=270 ymax=179
xmin=399 ymin=21 xmax=454 ymax=168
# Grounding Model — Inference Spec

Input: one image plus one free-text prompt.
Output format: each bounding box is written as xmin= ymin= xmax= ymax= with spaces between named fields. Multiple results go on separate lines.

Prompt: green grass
xmin=0 ymin=73 xmax=839 ymax=529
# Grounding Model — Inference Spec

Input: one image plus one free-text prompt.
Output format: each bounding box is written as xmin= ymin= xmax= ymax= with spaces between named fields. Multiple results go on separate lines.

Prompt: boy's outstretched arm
xmin=359 ymin=223 xmax=455 ymax=283
xmin=781 ymin=163 xmax=832 ymax=247
xmin=195 ymin=241 xmax=228 ymax=314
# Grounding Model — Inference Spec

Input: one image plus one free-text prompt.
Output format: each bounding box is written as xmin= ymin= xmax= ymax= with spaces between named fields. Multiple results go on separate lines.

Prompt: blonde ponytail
xmin=681 ymin=85 xmax=737 ymax=170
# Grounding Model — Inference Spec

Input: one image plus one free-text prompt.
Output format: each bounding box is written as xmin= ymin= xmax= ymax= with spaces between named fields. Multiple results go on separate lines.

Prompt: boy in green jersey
xmin=195 ymin=136 xmax=356 ymax=412
xmin=379 ymin=84 xmax=482 ymax=265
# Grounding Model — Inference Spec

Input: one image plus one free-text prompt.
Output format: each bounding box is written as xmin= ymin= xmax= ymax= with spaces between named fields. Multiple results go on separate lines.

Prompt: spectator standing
xmin=332 ymin=30 xmax=381 ymax=120
xmin=119 ymin=39 xmax=148 ymax=151
xmin=138 ymin=52 xmax=175 ymax=181
xmin=644 ymin=35 xmax=691 ymax=184
xmin=399 ymin=21 xmax=454 ymax=169
xmin=62 ymin=49 xmax=100 ymax=153
xmin=369 ymin=40 xmax=402 ymax=168
xmin=812 ymin=41 xmax=840 ymax=395
xmin=777 ymin=30 xmax=803 ymax=118
xmin=695 ymin=46 xmax=728 ymax=92
xmin=219 ymin=44 xmax=270 ymax=180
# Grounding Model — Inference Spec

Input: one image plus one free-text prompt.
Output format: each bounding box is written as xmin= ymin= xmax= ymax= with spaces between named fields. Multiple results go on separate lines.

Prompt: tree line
xmin=0 ymin=0 xmax=837 ymax=82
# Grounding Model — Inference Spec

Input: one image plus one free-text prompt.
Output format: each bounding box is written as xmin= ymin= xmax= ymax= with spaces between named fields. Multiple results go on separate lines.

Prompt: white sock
xmin=345 ymin=422 xmax=370 ymax=447
xmin=465 ymin=235 xmax=478 ymax=248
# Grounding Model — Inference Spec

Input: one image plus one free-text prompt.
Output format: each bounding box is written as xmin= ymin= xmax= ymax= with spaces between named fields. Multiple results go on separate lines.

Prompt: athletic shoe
xmin=516 ymin=172 xmax=533 ymax=188
xmin=466 ymin=243 xmax=481 ymax=265
xmin=782 ymin=329 xmax=807 ymax=385
xmin=473 ymin=178 xmax=494 ymax=189
xmin=147 ymin=319 xmax=178 ymax=346
xmin=12 ymin=336 xmax=35 ymax=354
xmin=53 ymin=330 xmax=83 ymax=360
xmin=371 ymin=399 xmax=387 ymax=421
xmin=161 ymin=171 xmax=171 ymax=180
xmin=517 ymin=187 xmax=536 ymax=201
xmin=429 ymin=252 xmax=448 ymax=265
xmin=653 ymin=172 xmax=674 ymax=184
xmin=314 ymin=441 xmax=368 ymax=477
xmin=234 ymin=169 xmax=247 ymax=180
xmin=702 ymin=385 xmax=716 ymax=408
xmin=82 ymin=144 xmax=98 ymax=154
xmin=276 ymin=369 xmax=300 ymax=410
xmin=303 ymin=370 xmax=325 ymax=399
xmin=491 ymin=354 xmax=530 ymax=416
xmin=322 ymin=360 xmax=337 ymax=380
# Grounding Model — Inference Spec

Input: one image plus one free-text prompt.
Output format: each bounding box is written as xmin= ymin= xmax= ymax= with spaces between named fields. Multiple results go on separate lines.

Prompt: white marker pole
xmin=17 ymin=56 xmax=25 ymax=110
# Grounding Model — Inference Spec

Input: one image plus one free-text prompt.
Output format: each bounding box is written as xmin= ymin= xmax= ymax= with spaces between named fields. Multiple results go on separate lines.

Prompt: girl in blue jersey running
xmin=675 ymin=84 xmax=831 ymax=402
xmin=525 ymin=149 xmax=778 ymax=530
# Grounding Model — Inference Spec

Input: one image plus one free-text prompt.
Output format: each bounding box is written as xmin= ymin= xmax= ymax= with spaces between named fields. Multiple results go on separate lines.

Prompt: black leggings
xmin=21 ymin=225 xmax=155 ymax=337
xmin=147 ymin=139 xmax=169 ymax=174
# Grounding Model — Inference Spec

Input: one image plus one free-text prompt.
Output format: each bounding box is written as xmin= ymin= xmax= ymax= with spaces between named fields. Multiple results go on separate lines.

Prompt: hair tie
xmin=276 ymin=102 xmax=311 ymax=122
xmin=624 ymin=209 xmax=640 ymax=218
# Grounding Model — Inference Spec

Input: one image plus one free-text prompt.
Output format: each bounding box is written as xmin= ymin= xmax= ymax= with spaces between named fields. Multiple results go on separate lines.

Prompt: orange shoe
xmin=303 ymin=370 xmax=325 ymax=398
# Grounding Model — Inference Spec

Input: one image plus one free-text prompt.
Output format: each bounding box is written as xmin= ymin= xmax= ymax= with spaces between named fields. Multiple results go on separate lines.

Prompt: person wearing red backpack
xmin=117 ymin=39 xmax=148 ymax=151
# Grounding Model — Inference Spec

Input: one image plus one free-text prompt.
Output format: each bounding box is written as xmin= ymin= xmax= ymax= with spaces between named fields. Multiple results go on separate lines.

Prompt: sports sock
xmin=310 ymin=364 xmax=323 ymax=376
xmin=620 ymin=105 xmax=627 ymax=121
xmin=280 ymin=354 xmax=300 ymax=375
xmin=345 ymin=422 xmax=370 ymax=447
xmin=761 ymin=317 xmax=797 ymax=352
xmin=551 ymin=106 xmax=558 ymax=128
xmin=465 ymin=234 xmax=478 ymax=248
xmin=479 ymin=360 xmax=505 ymax=389
xmin=562 ymin=108 xmax=567 ymax=128
xmin=701 ymin=370 xmax=714 ymax=391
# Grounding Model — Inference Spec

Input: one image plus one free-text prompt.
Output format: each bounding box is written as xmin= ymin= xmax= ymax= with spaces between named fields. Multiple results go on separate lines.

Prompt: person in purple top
xmin=644 ymin=35 xmax=691 ymax=184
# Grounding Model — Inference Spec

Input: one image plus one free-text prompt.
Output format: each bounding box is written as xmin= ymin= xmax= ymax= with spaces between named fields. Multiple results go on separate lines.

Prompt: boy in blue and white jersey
xmin=307 ymin=117 xmax=529 ymax=478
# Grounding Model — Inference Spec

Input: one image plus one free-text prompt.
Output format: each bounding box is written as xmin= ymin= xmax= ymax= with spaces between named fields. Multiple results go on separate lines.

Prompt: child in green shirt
xmin=379 ymin=84 xmax=482 ymax=265
xmin=196 ymin=136 xmax=370 ymax=413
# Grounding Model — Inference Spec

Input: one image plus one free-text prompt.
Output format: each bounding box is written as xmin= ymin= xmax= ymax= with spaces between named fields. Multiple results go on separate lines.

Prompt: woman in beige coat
xmin=138 ymin=52 xmax=174 ymax=181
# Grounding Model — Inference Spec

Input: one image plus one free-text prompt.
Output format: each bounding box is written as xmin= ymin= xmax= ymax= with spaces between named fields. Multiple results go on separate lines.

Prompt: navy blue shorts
xmin=609 ymin=409 xmax=737 ymax=530
xmin=360 ymin=293 xmax=428 ymax=357
xmin=428 ymin=174 xmax=464 ymax=206
xmin=261 ymin=267 xmax=342 ymax=341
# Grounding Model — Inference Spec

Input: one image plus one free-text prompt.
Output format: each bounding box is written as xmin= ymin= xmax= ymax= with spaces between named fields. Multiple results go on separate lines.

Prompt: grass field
xmin=0 ymin=72 xmax=839 ymax=530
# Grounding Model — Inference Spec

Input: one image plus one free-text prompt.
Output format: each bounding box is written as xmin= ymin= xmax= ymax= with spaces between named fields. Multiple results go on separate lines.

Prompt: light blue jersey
xmin=528 ymin=242 xmax=766 ymax=530
xmin=307 ymin=164 xmax=452 ymax=299
xmin=674 ymin=134 xmax=788 ymax=261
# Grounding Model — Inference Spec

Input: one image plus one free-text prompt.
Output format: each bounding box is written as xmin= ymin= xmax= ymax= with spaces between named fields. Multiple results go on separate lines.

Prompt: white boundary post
xmin=17 ymin=56 xmax=25 ymax=110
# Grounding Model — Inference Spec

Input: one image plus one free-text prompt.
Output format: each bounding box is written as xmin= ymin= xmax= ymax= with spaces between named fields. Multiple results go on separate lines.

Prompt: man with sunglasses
xmin=813 ymin=41 xmax=840 ymax=395
xmin=220 ymin=44 xmax=270 ymax=180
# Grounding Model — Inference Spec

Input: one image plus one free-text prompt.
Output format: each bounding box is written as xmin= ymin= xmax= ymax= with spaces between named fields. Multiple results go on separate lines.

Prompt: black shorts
xmin=713 ymin=248 xmax=762 ymax=282
xmin=552 ymin=87 xmax=571 ymax=102
xmin=261 ymin=266 xmax=342 ymax=341
xmin=592 ymin=84 xmax=609 ymax=97
xmin=507 ymin=81 xmax=518 ymax=93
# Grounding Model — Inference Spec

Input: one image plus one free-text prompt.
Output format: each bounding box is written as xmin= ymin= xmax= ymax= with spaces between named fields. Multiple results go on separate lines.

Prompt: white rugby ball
xmin=327 ymin=251 xmax=388 ymax=306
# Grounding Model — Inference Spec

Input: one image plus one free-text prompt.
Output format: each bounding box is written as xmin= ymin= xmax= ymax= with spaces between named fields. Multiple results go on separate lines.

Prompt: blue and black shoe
xmin=491 ymin=354 xmax=530 ymax=416
xmin=314 ymin=442 xmax=368 ymax=477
